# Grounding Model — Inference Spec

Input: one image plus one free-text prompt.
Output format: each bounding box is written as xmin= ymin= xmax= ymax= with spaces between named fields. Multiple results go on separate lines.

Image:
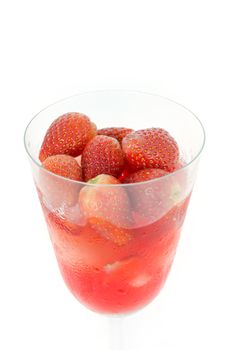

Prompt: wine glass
xmin=24 ymin=90 xmax=205 ymax=349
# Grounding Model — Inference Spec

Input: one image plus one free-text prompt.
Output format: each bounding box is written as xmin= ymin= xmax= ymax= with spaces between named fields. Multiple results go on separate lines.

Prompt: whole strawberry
xmin=39 ymin=112 xmax=97 ymax=162
xmin=123 ymin=168 xmax=181 ymax=223
xmin=81 ymin=135 xmax=124 ymax=181
xmin=42 ymin=154 xmax=82 ymax=181
xmin=123 ymin=168 xmax=168 ymax=184
xmin=122 ymin=128 xmax=179 ymax=172
xmin=98 ymin=127 xmax=133 ymax=144
xmin=40 ymin=155 xmax=82 ymax=209
xmin=79 ymin=174 xmax=132 ymax=246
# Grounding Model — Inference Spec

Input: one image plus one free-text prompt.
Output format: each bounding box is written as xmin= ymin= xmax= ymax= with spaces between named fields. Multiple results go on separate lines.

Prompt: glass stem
xmin=109 ymin=317 xmax=124 ymax=350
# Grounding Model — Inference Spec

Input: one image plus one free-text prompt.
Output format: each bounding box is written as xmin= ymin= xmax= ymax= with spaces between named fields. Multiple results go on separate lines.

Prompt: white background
xmin=0 ymin=1 xmax=231 ymax=349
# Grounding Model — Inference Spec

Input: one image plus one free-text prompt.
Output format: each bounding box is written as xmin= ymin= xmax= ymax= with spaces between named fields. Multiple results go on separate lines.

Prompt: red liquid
xmin=43 ymin=197 xmax=189 ymax=314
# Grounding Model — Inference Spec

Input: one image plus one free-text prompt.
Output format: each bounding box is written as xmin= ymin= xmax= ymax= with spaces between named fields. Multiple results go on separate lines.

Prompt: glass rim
xmin=24 ymin=89 xmax=206 ymax=187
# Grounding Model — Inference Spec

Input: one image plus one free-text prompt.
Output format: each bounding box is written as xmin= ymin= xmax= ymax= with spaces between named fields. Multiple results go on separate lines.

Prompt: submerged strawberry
xmin=46 ymin=208 xmax=122 ymax=268
xmin=39 ymin=112 xmax=97 ymax=162
xmin=122 ymin=128 xmax=179 ymax=172
xmin=81 ymin=135 xmax=124 ymax=181
xmin=124 ymin=168 xmax=183 ymax=223
xmin=40 ymin=155 xmax=82 ymax=209
xmin=79 ymin=174 xmax=132 ymax=246
xmin=98 ymin=127 xmax=133 ymax=144
xmin=123 ymin=168 xmax=168 ymax=184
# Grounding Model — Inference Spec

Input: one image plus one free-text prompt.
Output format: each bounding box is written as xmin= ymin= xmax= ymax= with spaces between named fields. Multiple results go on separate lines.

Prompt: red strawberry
xmin=81 ymin=135 xmax=124 ymax=181
xmin=123 ymin=168 xmax=168 ymax=184
xmin=79 ymin=174 xmax=133 ymax=246
xmin=98 ymin=127 xmax=133 ymax=144
xmin=118 ymin=166 xmax=132 ymax=182
xmin=123 ymin=168 xmax=183 ymax=224
xmin=39 ymin=112 xmax=97 ymax=162
xmin=42 ymin=154 xmax=82 ymax=181
xmin=39 ymin=155 xmax=82 ymax=209
xmin=122 ymin=128 xmax=179 ymax=172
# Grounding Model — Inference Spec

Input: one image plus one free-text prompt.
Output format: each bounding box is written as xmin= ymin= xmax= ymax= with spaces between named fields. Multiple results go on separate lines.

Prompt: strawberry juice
xmin=43 ymin=196 xmax=189 ymax=314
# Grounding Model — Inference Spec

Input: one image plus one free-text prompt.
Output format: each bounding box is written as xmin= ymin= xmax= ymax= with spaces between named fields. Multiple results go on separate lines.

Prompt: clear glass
xmin=24 ymin=90 xmax=205 ymax=348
